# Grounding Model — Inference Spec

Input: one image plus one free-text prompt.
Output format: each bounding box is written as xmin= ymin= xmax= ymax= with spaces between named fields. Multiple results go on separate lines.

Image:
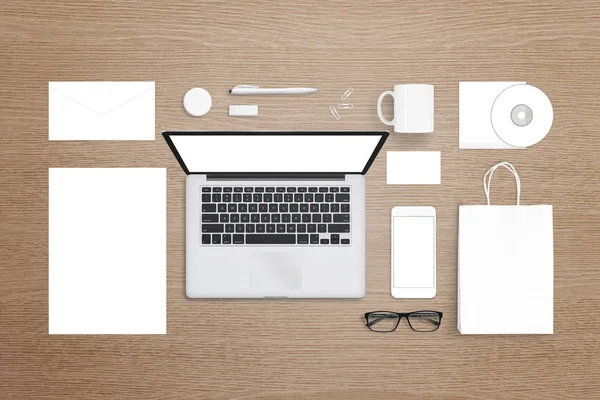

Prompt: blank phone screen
xmin=393 ymin=216 xmax=435 ymax=288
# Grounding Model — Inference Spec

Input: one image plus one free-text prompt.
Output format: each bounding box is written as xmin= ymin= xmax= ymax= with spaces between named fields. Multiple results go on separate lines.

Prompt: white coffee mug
xmin=377 ymin=84 xmax=434 ymax=133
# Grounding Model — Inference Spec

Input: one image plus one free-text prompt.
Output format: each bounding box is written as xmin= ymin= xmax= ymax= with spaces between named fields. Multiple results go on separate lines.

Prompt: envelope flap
xmin=49 ymin=81 xmax=154 ymax=115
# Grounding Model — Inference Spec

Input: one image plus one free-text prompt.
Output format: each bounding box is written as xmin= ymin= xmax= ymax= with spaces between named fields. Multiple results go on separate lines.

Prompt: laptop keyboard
xmin=200 ymin=186 xmax=351 ymax=245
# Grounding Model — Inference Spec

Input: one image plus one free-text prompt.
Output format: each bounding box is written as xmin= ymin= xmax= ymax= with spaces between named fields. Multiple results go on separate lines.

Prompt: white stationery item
xmin=458 ymin=162 xmax=554 ymax=334
xmin=49 ymin=81 xmax=155 ymax=140
xmin=229 ymin=105 xmax=258 ymax=116
xmin=229 ymin=85 xmax=317 ymax=95
xmin=459 ymin=82 xmax=553 ymax=149
xmin=49 ymin=168 xmax=166 ymax=334
xmin=386 ymin=151 xmax=441 ymax=185
xmin=377 ymin=84 xmax=434 ymax=133
xmin=183 ymin=88 xmax=212 ymax=117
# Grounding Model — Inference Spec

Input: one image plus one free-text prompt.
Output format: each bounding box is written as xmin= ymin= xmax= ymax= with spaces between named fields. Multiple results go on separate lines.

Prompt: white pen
xmin=229 ymin=85 xmax=318 ymax=95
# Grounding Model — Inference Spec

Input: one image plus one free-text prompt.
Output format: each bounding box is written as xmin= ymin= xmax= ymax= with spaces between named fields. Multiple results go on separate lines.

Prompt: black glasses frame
xmin=364 ymin=310 xmax=443 ymax=332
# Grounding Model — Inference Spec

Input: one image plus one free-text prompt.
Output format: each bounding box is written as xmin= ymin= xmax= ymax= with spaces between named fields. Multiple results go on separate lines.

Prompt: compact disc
xmin=183 ymin=88 xmax=212 ymax=117
xmin=491 ymin=84 xmax=553 ymax=147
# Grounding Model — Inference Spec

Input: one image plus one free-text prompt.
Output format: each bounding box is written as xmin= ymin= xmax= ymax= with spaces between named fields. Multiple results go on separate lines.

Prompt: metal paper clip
xmin=329 ymin=105 xmax=340 ymax=120
xmin=337 ymin=104 xmax=353 ymax=109
xmin=341 ymin=88 xmax=354 ymax=100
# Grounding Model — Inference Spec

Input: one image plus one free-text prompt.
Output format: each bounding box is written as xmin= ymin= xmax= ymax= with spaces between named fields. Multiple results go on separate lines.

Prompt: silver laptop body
xmin=163 ymin=131 xmax=388 ymax=298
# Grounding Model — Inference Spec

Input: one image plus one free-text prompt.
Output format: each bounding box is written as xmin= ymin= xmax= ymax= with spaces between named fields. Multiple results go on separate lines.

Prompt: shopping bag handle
xmin=483 ymin=162 xmax=521 ymax=206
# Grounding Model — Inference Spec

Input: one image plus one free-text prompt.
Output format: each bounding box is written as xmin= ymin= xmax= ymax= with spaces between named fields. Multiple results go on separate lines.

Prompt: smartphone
xmin=391 ymin=206 xmax=436 ymax=298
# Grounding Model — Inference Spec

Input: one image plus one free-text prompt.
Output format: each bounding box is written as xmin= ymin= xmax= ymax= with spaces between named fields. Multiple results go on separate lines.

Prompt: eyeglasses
xmin=365 ymin=311 xmax=443 ymax=332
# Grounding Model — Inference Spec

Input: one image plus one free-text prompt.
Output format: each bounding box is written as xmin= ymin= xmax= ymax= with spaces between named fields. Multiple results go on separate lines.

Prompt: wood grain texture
xmin=1 ymin=0 xmax=600 ymax=398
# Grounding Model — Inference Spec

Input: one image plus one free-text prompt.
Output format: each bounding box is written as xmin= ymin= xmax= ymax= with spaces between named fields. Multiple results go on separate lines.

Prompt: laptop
xmin=163 ymin=131 xmax=388 ymax=298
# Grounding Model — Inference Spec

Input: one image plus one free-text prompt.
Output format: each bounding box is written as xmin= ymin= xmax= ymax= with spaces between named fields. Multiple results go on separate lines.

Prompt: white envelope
xmin=49 ymin=81 xmax=155 ymax=140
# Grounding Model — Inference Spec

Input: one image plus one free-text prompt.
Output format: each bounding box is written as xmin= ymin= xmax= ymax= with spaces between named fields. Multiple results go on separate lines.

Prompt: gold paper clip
xmin=337 ymin=104 xmax=353 ymax=109
xmin=329 ymin=105 xmax=340 ymax=120
xmin=341 ymin=88 xmax=354 ymax=100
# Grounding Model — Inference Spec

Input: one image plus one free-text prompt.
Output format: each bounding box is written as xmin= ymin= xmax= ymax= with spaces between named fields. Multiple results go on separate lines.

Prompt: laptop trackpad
xmin=250 ymin=253 xmax=303 ymax=290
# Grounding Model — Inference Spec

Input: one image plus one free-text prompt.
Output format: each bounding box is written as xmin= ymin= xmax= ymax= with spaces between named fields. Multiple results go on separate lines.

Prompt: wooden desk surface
xmin=2 ymin=1 xmax=600 ymax=398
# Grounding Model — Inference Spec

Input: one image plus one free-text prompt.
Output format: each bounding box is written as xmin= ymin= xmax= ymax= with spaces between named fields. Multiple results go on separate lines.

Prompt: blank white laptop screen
xmin=169 ymin=134 xmax=383 ymax=173
xmin=393 ymin=216 xmax=435 ymax=288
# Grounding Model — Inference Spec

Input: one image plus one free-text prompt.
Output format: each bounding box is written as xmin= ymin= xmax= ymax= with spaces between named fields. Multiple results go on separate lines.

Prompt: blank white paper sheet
xmin=386 ymin=151 xmax=441 ymax=185
xmin=49 ymin=168 xmax=166 ymax=334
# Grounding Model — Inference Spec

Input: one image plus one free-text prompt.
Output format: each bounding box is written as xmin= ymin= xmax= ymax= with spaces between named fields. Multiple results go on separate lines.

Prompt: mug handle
xmin=377 ymin=91 xmax=395 ymax=126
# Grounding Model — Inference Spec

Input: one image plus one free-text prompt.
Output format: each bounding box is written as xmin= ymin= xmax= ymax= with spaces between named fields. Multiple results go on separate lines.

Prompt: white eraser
xmin=387 ymin=151 xmax=441 ymax=185
xmin=229 ymin=105 xmax=258 ymax=117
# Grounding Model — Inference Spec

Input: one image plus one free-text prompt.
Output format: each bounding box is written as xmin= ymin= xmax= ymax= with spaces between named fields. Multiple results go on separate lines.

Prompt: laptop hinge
xmin=206 ymin=173 xmax=345 ymax=181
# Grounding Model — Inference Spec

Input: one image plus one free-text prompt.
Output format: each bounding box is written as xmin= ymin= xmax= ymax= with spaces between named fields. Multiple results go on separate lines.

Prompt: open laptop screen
xmin=163 ymin=132 xmax=388 ymax=175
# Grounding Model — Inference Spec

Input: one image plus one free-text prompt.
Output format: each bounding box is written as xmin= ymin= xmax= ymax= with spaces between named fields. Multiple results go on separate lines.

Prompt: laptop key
xmin=249 ymin=203 xmax=257 ymax=212
xmin=325 ymin=194 xmax=334 ymax=202
xmin=308 ymin=224 xmax=316 ymax=233
xmin=277 ymin=224 xmax=285 ymax=233
xmin=331 ymin=203 xmax=340 ymax=213
xmin=267 ymin=224 xmax=275 ymax=233
xmin=276 ymin=187 xmax=286 ymax=192
xmin=202 ymin=224 xmax=224 ymax=233
xmin=260 ymin=204 xmax=268 ymax=213
xmin=305 ymin=193 xmax=314 ymax=202
xmin=202 ymin=194 xmax=211 ymax=202
xmin=279 ymin=204 xmax=288 ymax=212
xmin=318 ymin=224 xmax=327 ymax=233
xmin=202 ymin=204 xmax=216 ymax=212
xmin=256 ymin=224 xmax=265 ymax=233
xmin=331 ymin=234 xmax=340 ymax=244
xmin=261 ymin=214 xmax=270 ymax=223
xmin=212 ymin=234 xmax=221 ymax=244
xmin=202 ymin=187 xmax=211 ymax=192
xmin=298 ymin=187 xmax=307 ymax=193
xmin=231 ymin=214 xmax=240 ymax=223
xmin=253 ymin=194 xmax=262 ymax=202
xmin=233 ymin=193 xmax=242 ymax=202
xmin=243 ymin=194 xmax=252 ymax=202
xmin=341 ymin=187 xmax=350 ymax=192
xmin=310 ymin=204 xmax=319 ymax=213
xmin=308 ymin=187 xmax=318 ymax=192
xmin=233 ymin=234 xmax=244 ymax=244
xmin=218 ymin=204 xmax=227 ymax=213
xmin=223 ymin=234 xmax=232 ymax=244
xmin=212 ymin=194 xmax=221 ymax=202
xmin=297 ymin=224 xmax=306 ymax=233
xmin=286 ymin=224 xmax=296 ymax=233
xmin=323 ymin=214 xmax=332 ymax=223
xmin=241 ymin=214 xmax=250 ymax=223
xmin=274 ymin=193 xmax=283 ymax=202
xmin=266 ymin=187 xmax=275 ymax=192
xmin=239 ymin=204 xmax=248 ymax=213
xmin=284 ymin=194 xmax=293 ymax=202
xmin=255 ymin=187 xmax=264 ymax=193
xmin=251 ymin=214 xmax=260 ymax=223
xmin=272 ymin=214 xmax=281 ymax=223
xmin=223 ymin=187 xmax=233 ymax=192
xmin=320 ymin=204 xmax=329 ymax=213
xmin=341 ymin=204 xmax=350 ymax=213
xmin=333 ymin=214 xmax=350 ymax=223
xmin=202 ymin=234 xmax=211 ymax=244
xmin=264 ymin=193 xmax=273 ymax=202
xmin=312 ymin=214 xmax=322 ymax=223
xmin=330 ymin=187 xmax=339 ymax=193
xmin=319 ymin=187 xmax=328 ymax=193
xmin=341 ymin=238 xmax=350 ymax=245
xmin=220 ymin=214 xmax=229 ymax=223
xmin=300 ymin=204 xmax=309 ymax=213
xmin=328 ymin=224 xmax=350 ymax=233
xmin=234 ymin=187 xmax=243 ymax=192
xmin=223 ymin=194 xmax=231 ymax=202
xmin=290 ymin=204 xmax=298 ymax=213
xmin=269 ymin=204 xmax=278 ymax=213
xmin=320 ymin=239 xmax=330 ymax=244
xmin=287 ymin=187 xmax=296 ymax=192
xmin=225 ymin=224 xmax=234 ymax=233
xmin=315 ymin=194 xmax=324 ymax=202
xmin=310 ymin=234 xmax=320 ymax=244
xmin=236 ymin=224 xmax=244 ymax=233
xmin=336 ymin=194 xmax=350 ymax=202
xmin=292 ymin=214 xmax=301 ymax=223
xmin=246 ymin=234 xmax=295 ymax=244
xmin=282 ymin=214 xmax=291 ymax=223
xmin=228 ymin=204 xmax=237 ymax=213
xmin=302 ymin=214 xmax=311 ymax=223
xmin=246 ymin=224 xmax=255 ymax=233
xmin=212 ymin=187 xmax=222 ymax=192
xmin=294 ymin=194 xmax=303 ymax=203
xmin=244 ymin=187 xmax=253 ymax=192
xmin=298 ymin=234 xmax=309 ymax=244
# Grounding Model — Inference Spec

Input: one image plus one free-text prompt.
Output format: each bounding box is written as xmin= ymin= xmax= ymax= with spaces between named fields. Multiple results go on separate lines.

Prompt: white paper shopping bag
xmin=458 ymin=162 xmax=553 ymax=334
